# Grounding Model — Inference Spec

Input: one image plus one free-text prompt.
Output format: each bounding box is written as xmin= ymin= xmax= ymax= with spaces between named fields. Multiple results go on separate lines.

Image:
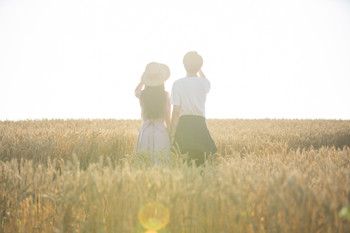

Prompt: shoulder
xmin=197 ymin=78 xmax=210 ymax=93
xmin=200 ymin=78 xmax=210 ymax=87
xmin=200 ymin=78 xmax=210 ymax=84
xmin=173 ymin=77 xmax=186 ymax=84
xmin=172 ymin=77 xmax=187 ymax=89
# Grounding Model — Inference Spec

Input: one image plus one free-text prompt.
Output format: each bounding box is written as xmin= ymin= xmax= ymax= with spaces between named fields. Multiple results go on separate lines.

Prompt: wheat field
xmin=1 ymin=119 xmax=350 ymax=233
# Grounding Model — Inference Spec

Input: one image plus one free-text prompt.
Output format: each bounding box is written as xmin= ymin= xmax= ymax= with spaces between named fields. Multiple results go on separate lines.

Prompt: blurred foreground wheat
xmin=0 ymin=119 xmax=350 ymax=233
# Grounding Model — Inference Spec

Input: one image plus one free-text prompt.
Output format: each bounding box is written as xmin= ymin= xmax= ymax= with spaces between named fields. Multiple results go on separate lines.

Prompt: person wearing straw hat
xmin=134 ymin=62 xmax=171 ymax=164
xmin=170 ymin=51 xmax=217 ymax=166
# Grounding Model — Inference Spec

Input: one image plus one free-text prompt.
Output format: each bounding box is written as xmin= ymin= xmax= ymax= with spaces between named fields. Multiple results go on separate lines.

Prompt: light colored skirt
xmin=136 ymin=119 xmax=170 ymax=164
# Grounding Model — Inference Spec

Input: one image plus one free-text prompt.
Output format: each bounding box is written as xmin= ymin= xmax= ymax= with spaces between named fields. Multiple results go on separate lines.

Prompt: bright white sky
xmin=1 ymin=0 xmax=349 ymax=120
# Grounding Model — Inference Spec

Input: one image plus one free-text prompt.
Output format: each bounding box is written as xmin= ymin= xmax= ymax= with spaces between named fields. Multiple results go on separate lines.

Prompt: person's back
xmin=171 ymin=77 xmax=210 ymax=117
xmin=170 ymin=51 xmax=217 ymax=166
xmin=134 ymin=62 xmax=171 ymax=165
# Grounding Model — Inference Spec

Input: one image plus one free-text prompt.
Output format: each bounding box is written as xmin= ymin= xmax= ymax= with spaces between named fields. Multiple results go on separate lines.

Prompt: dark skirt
xmin=173 ymin=115 xmax=217 ymax=154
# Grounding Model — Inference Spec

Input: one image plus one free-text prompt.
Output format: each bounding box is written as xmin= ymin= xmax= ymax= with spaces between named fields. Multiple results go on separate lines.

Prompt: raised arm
xmin=134 ymin=82 xmax=144 ymax=98
xmin=134 ymin=82 xmax=144 ymax=93
xmin=198 ymin=69 xmax=206 ymax=78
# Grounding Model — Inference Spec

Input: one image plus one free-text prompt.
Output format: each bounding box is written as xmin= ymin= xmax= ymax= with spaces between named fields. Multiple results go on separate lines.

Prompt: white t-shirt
xmin=170 ymin=76 xmax=211 ymax=117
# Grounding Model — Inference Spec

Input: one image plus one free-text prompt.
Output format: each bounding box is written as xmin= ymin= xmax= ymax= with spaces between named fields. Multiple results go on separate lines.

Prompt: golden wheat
xmin=0 ymin=119 xmax=350 ymax=233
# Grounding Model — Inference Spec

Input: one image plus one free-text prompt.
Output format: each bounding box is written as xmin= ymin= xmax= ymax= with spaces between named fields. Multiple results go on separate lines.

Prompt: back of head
xmin=183 ymin=51 xmax=203 ymax=74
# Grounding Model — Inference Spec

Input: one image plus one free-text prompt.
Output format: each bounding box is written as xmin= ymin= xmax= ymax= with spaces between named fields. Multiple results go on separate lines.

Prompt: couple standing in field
xmin=134 ymin=51 xmax=217 ymax=166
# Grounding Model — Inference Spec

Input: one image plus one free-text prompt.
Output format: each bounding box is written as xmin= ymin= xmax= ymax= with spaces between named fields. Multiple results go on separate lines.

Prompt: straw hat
xmin=141 ymin=62 xmax=170 ymax=86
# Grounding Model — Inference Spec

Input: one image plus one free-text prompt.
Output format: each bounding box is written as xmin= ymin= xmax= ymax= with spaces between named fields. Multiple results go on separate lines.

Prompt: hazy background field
xmin=1 ymin=119 xmax=350 ymax=233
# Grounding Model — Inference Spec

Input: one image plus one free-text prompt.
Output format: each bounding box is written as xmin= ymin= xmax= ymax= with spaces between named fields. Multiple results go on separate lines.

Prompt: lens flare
xmin=138 ymin=202 xmax=170 ymax=231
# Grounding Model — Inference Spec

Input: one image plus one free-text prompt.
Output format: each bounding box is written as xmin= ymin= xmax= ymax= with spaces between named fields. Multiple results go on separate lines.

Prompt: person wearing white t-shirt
xmin=170 ymin=51 xmax=217 ymax=166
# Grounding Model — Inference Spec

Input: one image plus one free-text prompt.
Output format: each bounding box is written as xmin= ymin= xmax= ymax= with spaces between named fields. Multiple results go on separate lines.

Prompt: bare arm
xmin=198 ymin=69 xmax=206 ymax=78
xmin=170 ymin=105 xmax=181 ymax=143
xmin=134 ymin=82 xmax=144 ymax=94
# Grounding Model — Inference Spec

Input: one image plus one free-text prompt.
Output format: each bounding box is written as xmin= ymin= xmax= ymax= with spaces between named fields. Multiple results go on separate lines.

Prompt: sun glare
xmin=138 ymin=202 xmax=170 ymax=231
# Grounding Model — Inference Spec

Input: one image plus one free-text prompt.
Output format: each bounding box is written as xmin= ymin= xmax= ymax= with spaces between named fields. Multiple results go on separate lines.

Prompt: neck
xmin=187 ymin=72 xmax=197 ymax=77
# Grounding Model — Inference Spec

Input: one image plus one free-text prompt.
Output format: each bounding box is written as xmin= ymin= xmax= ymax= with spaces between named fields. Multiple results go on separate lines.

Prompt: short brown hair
xmin=183 ymin=51 xmax=203 ymax=73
